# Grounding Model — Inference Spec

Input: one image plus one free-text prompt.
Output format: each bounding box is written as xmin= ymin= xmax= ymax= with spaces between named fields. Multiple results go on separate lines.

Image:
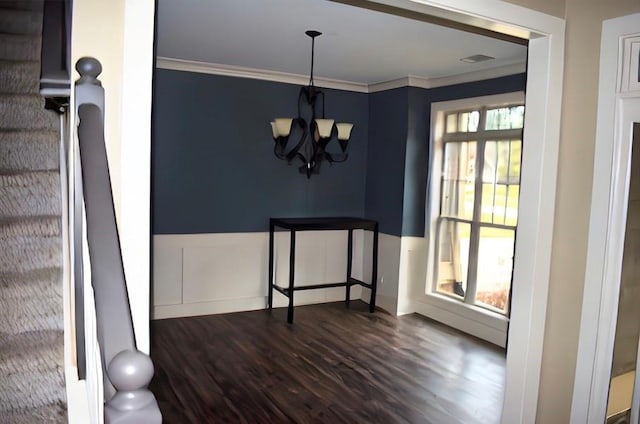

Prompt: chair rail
xmin=75 ymin=57 xmax=161 ymax=423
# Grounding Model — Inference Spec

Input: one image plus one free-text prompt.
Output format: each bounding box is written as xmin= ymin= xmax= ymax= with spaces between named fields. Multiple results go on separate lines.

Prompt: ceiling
xmin=156 ymin=0 xmax=528 ymax=86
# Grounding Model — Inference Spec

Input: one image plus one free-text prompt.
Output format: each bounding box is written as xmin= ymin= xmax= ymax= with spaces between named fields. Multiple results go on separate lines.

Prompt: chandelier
xmin=270 ymin=30 xmax=354 ymax=178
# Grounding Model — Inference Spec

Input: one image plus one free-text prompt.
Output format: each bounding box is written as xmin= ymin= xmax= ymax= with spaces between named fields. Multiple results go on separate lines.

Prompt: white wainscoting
xmin=153 ymin=231 xmax=381 ymax=320
xmin=398 ymin=235 xmax=509 ymax=347
xmin=360 ymin=232 xmax=402 ymax=315
xmin=153 ymin=231 xmax=508 ymax=345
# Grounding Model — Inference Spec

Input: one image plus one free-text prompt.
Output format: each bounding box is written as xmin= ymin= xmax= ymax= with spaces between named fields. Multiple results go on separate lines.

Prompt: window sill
xmin=411 ymin=292 xmax=509 ymax=346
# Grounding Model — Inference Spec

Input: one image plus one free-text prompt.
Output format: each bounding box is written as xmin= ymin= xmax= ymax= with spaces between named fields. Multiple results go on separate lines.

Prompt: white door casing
xmin=571 ymin=13 xmax=640 ymax=424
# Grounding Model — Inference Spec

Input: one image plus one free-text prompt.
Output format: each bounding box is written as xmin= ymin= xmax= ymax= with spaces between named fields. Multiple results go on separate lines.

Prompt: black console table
xmin=268 ymin=217 xmax=379 ymax=323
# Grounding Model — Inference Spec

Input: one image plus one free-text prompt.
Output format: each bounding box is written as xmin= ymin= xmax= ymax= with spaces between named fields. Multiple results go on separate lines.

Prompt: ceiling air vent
xmin=460 ymin=54 xmax=495 ymax=63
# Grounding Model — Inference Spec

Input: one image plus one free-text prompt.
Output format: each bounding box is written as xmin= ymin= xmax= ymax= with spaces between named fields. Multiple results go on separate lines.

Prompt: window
xmin=432 ymin=102 xmax=524 ymax=315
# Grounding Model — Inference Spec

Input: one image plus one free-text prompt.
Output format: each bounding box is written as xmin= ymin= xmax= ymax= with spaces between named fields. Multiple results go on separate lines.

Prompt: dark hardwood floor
xmin=150 ymin=301 xmax=505 ymax=423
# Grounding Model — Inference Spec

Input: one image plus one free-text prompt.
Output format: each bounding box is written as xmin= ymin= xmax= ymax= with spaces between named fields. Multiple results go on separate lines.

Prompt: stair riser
xmin=0 ymin=131 xmax=59 ymax=171
xmin=0 ymin=368 xmax=65 ymax=412
xmin=0 ymin=236 xmax=61 ymax=274
xmin=0 ymin=276 xmax=62 ymax=334
xmin=0 ymin=173 xmax=61 ymax=217
xmin=0 ymin=0 xmax=67 ymax=418
xmin=0 ymin=96 xmax=58 ymax=130
xmin=0 ymin=34 xmax=40 ymax=61
xmin=0 ymin=9 xmax=42 ymax=34
xmin=0 ymin=61 xmax=40 ymax=93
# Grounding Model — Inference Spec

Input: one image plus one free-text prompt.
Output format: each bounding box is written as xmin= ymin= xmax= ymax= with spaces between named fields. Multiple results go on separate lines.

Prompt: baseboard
xmin=153 ymin=296 xmax=266 ymax=320
xmin=153 ymin=285 xmax=364 ymax=320
xmin=410 ymin=297 xmax=507 ymax=347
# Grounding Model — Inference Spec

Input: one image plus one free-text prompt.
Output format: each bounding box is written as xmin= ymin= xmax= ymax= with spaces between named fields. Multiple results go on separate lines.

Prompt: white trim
xmin=119 ymin=0 xmax=155 ymax=354
xmin=157 ymin=56 xmax=526 ymax=93
xmin=154 ymin=296 xmax=267 ymax=320
xmin=429 ymin=90 xmax=525 ymax=113
xmin=156 ymin=57 xmax=369 ymax=93
xmin=621 ymin=36 xmax=640 ymax=94
xmin=413 ymin=62 xmax=527 ymax=90
xmin=571 ymin=13 xmax=640 ymax=424
xmin=411 ymin=296 xmax=508 ymax=346
xmin=502 ymin=32 xmax=564 ymax=424
xmin=367 ymin=76 xmax=413 ymax=92
xmin=418 ymin=91 xmax=524 ymax=348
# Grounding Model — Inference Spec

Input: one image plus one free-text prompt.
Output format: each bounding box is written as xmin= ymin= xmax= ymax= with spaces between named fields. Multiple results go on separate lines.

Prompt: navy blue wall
xmin=152 ymin=70 xmax=369 ymax=234
xmin=364 ymin=88 xmax=408 ymax=236
xmin=152 ymin=69 xmax=525 ymax=236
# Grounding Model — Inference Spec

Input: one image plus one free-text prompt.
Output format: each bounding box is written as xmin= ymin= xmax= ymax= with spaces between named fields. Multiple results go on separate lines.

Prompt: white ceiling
xmin=156 ymin=0 xmax=528 ymax=85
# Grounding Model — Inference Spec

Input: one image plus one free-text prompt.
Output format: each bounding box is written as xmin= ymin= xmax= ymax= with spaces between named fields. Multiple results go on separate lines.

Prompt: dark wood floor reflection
xmin=150 ymin=301 xmax=505 ymax=423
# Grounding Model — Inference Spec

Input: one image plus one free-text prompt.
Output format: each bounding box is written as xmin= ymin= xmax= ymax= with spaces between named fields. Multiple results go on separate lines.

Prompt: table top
xmin=270 ymin=217 xmax=378 ymax=231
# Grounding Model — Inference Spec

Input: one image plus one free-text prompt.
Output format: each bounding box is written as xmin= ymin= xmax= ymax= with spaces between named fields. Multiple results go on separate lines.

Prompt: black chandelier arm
xmin=319 ymin=90 xmax=325 ymax=119
xmin=273 ymin=142 xmax=286 ymax=160
xmin=297 ymin=87 xmax=305 ymax=118
xmin=284 ymin=119 xmax=309 ymax=164
xmin=324 ymin=151 xmax=348 ymax=163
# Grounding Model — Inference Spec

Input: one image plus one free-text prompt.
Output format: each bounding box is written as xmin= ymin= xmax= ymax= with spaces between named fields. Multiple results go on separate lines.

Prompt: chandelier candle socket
xmin=269 ymin=30 xmax=354 ymax=178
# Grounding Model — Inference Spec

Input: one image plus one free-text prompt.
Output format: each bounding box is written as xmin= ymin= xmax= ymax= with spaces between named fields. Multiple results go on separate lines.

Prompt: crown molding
xmin=157 ymin=56 xmax=526 ymax=93
xmin=156 ymin=57 xmax=369 ymax=93
xmin=425 ymin=62 xmax=527 ymax=88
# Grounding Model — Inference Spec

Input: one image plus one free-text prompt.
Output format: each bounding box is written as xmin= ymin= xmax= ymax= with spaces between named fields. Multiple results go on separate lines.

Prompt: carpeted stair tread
xmin=0 ymin=215 xmax=61 ymax=238
xmin=0 ymin=94 xmax=58 ymax=130
xmin=0 ymin=266 xmax=62 ymax=286
xmin=0 ymin=33 xmax=40 ymax=61
xmin=0 ymin=0 xmax=66 ymax=419
xmin=0 ymin=8 xmax=42 ymax=35
xmin=1 ymin=402 xmax=66 ymax=424
xmin=0 ymin=267 xmax=62 ymax=334
xmin=0 ymin=171 xmax=61 ymax=217
xmin=0 ymin=60 xmax=39 ymax=93
xmin=0 ymin=330 xmax=65 ymax=415
xmin=0 ymin=129 xmax=59 ymax=171
xmin=0 ymin=225 xmax=61 ymax=274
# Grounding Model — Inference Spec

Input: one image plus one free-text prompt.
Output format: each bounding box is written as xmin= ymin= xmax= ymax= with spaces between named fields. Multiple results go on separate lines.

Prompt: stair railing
xmin=74 ymin=57 xmax=161 ymax=423
xmin=40 ymin=0 xmax=71 ymax=99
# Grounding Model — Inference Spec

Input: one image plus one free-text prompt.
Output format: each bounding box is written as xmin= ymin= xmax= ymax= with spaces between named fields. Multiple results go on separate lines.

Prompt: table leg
xmin=370 ymin=224 xmax=379 ymax=313
xmin=346 ymin=229 xmax=353 ymax=308
xmin=268 ymin=222 xmax=274 ymax=310
xmin=287 ymin=230 xmax=296 ymax=323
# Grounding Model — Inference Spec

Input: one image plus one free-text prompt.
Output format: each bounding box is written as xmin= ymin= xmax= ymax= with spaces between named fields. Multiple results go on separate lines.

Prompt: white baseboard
xmin=153 ymin=296 xmax=266 ymax=320
xmin=410 ymin=296 xmax=508 ymax=347
xmin=154 ymin=286 xmax=364 ymax=320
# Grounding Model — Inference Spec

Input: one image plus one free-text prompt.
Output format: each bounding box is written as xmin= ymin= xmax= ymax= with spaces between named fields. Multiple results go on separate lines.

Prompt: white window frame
xmin=422 ymin=92 xmax=525 ymax=344
xmin=432 ymin=101 xmax=524 ymax=315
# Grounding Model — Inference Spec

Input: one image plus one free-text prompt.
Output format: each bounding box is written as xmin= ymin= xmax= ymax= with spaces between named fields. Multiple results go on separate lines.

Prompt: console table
xmin=268 ymin=217 xmax=379 ymax=323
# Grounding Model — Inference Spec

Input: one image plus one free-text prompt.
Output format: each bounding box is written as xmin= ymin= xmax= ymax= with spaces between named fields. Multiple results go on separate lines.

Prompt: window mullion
xmin=465 ymin=107 xmax=487 ymax=305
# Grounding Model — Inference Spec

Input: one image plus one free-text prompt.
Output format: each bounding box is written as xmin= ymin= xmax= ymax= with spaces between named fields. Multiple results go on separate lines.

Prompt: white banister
xmin=74 ymin=57 xmax=161 ymax=424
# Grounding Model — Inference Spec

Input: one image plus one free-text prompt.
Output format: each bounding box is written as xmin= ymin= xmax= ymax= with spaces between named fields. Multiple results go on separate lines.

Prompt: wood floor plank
xmin=150 ymin=301 xmax=505 ymax=423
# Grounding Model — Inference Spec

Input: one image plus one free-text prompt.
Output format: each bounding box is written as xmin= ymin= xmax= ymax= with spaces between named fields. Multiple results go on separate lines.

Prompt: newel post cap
xmin=76 ymin=57 xmax=103 ymax=86
xmin=108 ymin=349 xmax=154 ymax=391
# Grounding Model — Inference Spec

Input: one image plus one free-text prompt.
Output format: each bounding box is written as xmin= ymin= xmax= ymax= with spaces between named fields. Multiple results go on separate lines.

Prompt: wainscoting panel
xmin=152 ymin=245 xmax=182 ymax=306
xmin=360 ymin=232 xmax=401 ymax=315
xmin=183 ymin=242 xmax=266 ymax=303
xmin=153 ymin=232 xmax=367 ymax=319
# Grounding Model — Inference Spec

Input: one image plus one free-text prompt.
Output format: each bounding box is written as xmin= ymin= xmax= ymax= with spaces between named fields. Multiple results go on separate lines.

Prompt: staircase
xmin=0 ymin=2 xmax=67 ymax=422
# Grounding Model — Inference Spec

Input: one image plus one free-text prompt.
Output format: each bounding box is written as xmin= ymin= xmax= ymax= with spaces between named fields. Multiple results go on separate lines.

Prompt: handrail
xmin=75 ymin=57 xmax=161 ymax=423
xmin=40 ymin=0 xmax=71 ymax=98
